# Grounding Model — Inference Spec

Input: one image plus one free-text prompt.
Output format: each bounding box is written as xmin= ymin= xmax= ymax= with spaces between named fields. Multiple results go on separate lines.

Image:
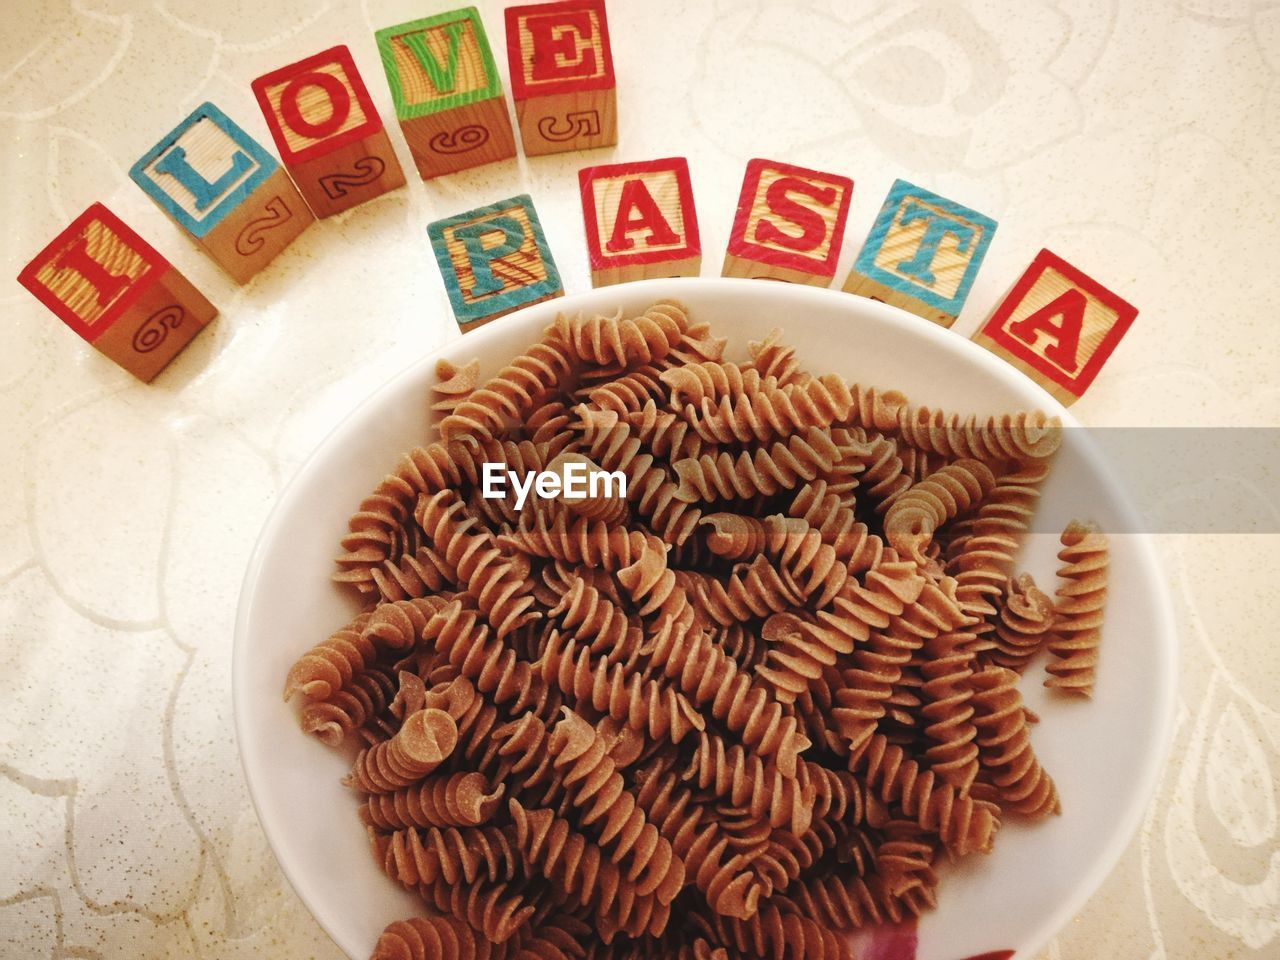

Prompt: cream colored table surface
xmin=2 ymin=1 xmax=1277 ymax=958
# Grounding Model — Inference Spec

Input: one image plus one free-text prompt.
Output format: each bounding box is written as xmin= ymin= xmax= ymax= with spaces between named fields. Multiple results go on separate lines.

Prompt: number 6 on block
xmin=17 ymin=203 xmax=217 ymax=381
xmin=428 ymin=193 xmax=564 ymax=330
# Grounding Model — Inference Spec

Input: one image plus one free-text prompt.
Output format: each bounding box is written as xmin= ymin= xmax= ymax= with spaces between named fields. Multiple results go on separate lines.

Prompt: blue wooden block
xmin=844 ymin=178 xmax=997 ymax=327
xmin=428 ymin=194 xmax=563 ymax=328
xmin=130 ymin=102 xmax=280 ymax=238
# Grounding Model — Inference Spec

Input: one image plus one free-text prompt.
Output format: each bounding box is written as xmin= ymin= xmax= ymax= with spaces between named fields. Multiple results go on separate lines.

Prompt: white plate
xmin=233 ymin=277 xmax=1176 ymax=960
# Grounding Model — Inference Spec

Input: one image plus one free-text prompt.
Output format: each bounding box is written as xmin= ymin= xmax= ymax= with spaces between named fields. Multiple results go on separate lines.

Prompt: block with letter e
xmin=130 ymin=102 xmax=313 ymax=284
xmin=376 ymin=8 xmax=517 ymax=179
xmin=578 ymin=157 xmax=700 ymax=287
xmin=974 ymin=249 xmax=1138 ymax=405
xmin=844 ymin=179 xmax=996 ymax=327
xmin=428 ymin=194 xmax=563 ymax=329
xmin=252 ymin=45 xmax=406 ymax=218
xmin=722 ymin=158 xmax=853 ymax=286
xmin=17 ymin=203 xmax=217 ymax=381
xmin=505 ymin=0 xmax=616 ymax=156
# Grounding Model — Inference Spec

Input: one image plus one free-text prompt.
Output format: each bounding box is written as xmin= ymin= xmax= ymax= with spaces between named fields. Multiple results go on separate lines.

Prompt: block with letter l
xmin=252 ymin=44 xmax=406 ymax=218
xmin=130 ymin=101 xmax=313 ymax=284
xmin=844 ymin=178 xmax=996 ymax=327
xmin=504 ymin=0 xmax=616 ymax=156
xmin=974 ymin=249 xmax=1138 ymax=405
xmin=428 ymin=194 xmax=563 ymax=329
xmin=578 ymin=156 xmax=700 ymax=287
xmin=17 ymin=203 xmax=217 ymax=381
xmin=376 ymin=7 xmax=517 ymax=179
xmin=723 ymin=158 xmax=853 ymax=286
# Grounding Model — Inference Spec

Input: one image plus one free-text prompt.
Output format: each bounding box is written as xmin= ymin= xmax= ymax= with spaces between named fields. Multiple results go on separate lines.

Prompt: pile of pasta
xmin=283 ymin=300 xmax=1110 ymax=960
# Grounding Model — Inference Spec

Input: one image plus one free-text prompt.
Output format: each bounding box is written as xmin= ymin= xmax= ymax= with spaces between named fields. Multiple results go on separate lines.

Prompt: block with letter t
xmin=578 ymin=156 xmax=701 ymax=287
xmin=428 ymin=194 xmax=563 ymax=330
xmin=844 ymin=178 xmax=996 ymax=327
xmin=130 ymin=102 xmax=314 ymax=284
xmin=375 ymin=8 xmax=517 ymax=179
xmin=722 ymin=158 xmax=853 ymax=286
xmin=974 ymin=249 xmax=1138 ymax=405
xmin=17 ymin=203 xmax=217 ymax=381
xmin=505 ymin=0 xmax=616 ymax=156
xmin=252 ymin=45 xmax=406 ymax=218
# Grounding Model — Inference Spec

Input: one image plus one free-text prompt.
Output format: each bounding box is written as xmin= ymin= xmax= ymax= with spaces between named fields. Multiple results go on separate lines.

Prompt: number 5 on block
xmin=973 ymin=249 xmax=1138 ymax=405
xmin=428 ymin=194 xmax=563 ymax=329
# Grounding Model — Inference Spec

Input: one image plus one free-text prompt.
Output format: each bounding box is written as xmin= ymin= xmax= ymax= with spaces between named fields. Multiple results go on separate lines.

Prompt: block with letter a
xmin=974 ymin=249 xmax=1138 ymax=405
xmin=504 ymin=0 xmax=616 ymax=156
xmin=130 ymin=102 xmax=313 ymax=284
xmin=722 ymin=158 xmax=853 ymax=286
xmin=252 ymin=45 xmax=406 ymax=218
xmin=578 ymin=157 xmax=701 ymax=287
xmin=844 ymin=178 xmax=996 ymax=327
xmin=428 ymin=193 xmax=563 ymax=329
xmin=375 ymin=7 xmax=517 ymax=180
xmin=17 ymin=203 xmax=217 ymax=381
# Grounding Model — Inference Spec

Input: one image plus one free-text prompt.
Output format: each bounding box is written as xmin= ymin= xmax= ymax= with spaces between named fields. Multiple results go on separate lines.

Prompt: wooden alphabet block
xmin=844 ymin=179 xmax=996 ymax=327
xmin=578 ymin=157 xmax=701 ymax=287
xmin=376 ymin=8 xmax=517 ymax=180
xmin=428 ymin=193 xmax=562 ymax=329
xmin=251 ymin=45 xmax=406 ymax=218
xmin=973 ymin=249 xmax=1138 ymax=405
xmin=17 ymin=203 xmax=217 ymax=381
xmin=722 ymin=158 xmax=853 ymax=286
xmin=504 ymin=0 xmax=616 ymax=156
xmin=130 ymin=102 xmax=313 ymax=284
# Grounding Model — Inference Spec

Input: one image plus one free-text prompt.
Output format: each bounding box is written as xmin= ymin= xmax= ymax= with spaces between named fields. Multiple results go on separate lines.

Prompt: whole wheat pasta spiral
xmin=293 ymin=302 xmax=1107 ymax=957
xmin=1045 ymin=520 xmax=1109 ymax=696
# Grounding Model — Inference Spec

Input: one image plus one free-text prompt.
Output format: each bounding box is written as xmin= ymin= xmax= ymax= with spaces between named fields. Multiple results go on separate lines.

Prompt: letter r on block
xmin=428 ymin=194 xmax=563 ymax=329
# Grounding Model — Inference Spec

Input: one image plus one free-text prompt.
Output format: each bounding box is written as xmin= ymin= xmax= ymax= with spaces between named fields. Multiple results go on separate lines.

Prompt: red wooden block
xmin=17 ymin=203 xmax=217 ymax=381
xmin=505 ymin=0 xmax=616 ymax=156
xmin=252 ymin=45 xmax=406 ymax=218
xmin=578 ymin=157 xmax=700 ymax=287
xmin=722 ymin=158 xmax=853 ymax=286
xmin=973 ymin=248 xmax=1138 ymax=405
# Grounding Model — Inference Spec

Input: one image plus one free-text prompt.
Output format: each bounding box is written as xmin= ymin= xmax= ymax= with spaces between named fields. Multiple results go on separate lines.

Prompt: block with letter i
xmin=17 ymin=203 xmax=217 ymax=381
xmin=130 ymin=102 xmax=313 ymax=284
xmin=428 ymin=194 xmax=563 ymax=330
xmin=974 ymin=249 xmax=1138 ymax=406
xmin=722 ymin=158 xmax=853 ymax=286
xmin=844 ymin=179 xmax=996 ymax=327
xmin=578 ymin=157 xmax=701 ymax=287
xmin=376 ymin=8 xmax=517 ymax=180
xmin=504 ymin=0 xmax=616 ymax=156
xmin=251 ymin=45 xmax=406 ymax=218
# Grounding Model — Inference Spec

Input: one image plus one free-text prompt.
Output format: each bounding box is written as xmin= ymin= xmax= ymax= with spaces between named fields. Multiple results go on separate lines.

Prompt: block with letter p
xmin=722 ymin=158 xmax=853 ymax=286
xmin=130 ymin=102 xmax=314 ymax=284
xmin=505 ymin=0 xmax=616 ymax=156
xmin=844 ymin=179 xmax=996 ymax=327
xmin=578 ymin=157 xmax=701 ymax=288
xmin=974 ymin=249 xmax=1138 ymax=405
xmin=376 ymin=8 xmax=517 ymax=180
xmin=428 ymin=194 xmax=563 ymax=329
xmin=17 ymin=203 xmax=217 ymax=381
xmin=252 ymin=45 xmax=406 ymax=218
